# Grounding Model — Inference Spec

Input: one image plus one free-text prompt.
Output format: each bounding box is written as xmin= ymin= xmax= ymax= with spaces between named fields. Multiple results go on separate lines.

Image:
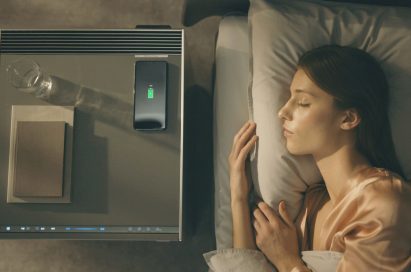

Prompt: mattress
xmin=213 ymin=15 xmax=250 ymax=250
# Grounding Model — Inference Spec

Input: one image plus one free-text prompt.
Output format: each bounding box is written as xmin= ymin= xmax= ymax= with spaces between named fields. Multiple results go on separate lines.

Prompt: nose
xmin=277 ymin=101 xmax=291 ymax=121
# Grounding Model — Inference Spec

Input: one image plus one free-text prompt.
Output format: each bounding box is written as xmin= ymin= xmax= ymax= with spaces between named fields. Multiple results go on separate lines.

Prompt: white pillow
xmin=248 ymin=0 xmax=411 ymax=220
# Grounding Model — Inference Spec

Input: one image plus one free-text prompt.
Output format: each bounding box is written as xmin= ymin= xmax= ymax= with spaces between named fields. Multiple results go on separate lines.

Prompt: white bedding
xmin=209 ymin=0 xmax=411 ymax=269
xmin=204 ymin=249 xmax=343 ymax=272
xmin=208 ymin=14 xmax=343 ymax=272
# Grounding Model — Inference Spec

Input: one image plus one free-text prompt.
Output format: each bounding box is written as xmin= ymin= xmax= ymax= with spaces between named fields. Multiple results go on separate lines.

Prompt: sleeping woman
xmin=228 ymin=44 xmax=411 ymax=271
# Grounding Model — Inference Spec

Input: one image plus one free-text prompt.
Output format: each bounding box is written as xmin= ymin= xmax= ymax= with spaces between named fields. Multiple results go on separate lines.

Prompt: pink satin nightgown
xmin=295 ymin=166 xmax=411 ymax=271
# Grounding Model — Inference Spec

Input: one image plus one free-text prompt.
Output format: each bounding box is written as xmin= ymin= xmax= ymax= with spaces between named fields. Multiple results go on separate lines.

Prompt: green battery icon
xmin=147 ymin=85 xmax=154 ymax=99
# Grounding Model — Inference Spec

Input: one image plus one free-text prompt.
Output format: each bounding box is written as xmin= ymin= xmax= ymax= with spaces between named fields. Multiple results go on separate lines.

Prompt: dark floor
xmin=0 ymin=1 xmax=221 ymax=271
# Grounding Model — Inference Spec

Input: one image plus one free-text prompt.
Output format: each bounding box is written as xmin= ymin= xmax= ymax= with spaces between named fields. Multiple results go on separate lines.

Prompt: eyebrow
xmin=291 ymin=88 xmax=317 ymax=97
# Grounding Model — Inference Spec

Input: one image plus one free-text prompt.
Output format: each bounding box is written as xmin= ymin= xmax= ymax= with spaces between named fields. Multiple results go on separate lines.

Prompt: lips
xmin=283 ymin=126 xmax=294 ymax=134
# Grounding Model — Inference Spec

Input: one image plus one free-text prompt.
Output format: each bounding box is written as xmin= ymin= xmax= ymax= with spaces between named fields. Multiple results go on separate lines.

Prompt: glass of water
xmin=6 ymin=58 xmax=53 ymax=98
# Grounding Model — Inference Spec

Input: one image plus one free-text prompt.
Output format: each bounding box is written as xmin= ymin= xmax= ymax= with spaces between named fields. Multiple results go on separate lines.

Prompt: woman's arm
xmin=228 ymin=121 xmax=258 ymax=249
xmin=231 ymin=198 xmax=256 ymax=249
xmin=227 ymin=121 xmax=309 ymax=271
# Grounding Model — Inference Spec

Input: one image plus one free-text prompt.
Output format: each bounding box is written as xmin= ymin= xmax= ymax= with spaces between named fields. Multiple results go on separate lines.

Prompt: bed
xmin=183 ymin=0 xmax=411 ymax=271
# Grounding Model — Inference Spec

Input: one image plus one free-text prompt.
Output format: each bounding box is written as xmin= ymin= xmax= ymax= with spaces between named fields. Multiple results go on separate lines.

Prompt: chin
xmin=286 ymin=144 xmax=310 ymax=156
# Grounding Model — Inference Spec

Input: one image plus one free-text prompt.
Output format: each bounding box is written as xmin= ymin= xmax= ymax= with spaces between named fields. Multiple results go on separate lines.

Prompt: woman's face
xmin=278 ymin=68 xmax=346 ymax=157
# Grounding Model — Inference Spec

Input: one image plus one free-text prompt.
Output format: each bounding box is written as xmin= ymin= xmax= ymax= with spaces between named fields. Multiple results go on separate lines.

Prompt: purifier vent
xmin=0 ymin=30 xmax=182 ymax=54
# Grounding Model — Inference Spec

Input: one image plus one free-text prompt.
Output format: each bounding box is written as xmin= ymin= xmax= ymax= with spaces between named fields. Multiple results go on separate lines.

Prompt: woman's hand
xmin=253 ymin=201 xmax=306 ymax=272
xmin=228 ymin=121 xmax=258 ymax=203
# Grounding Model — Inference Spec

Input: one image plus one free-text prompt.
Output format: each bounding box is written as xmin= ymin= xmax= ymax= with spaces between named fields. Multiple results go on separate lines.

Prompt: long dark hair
xmin=297 ymin=44 xmax=406 ymax=180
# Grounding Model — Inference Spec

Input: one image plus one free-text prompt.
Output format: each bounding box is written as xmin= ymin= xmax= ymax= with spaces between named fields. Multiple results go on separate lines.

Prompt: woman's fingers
xmin=278 ymin=201 xmax=294 ymax=227
xmin=253 ymin=208 xmax=268 ymax=225
xmin=230 ymin=121 xmax=251 ymax=159
xmin=237 ymin=135 xmax=258 ymax=162
xmin=253 ymin=219 xmax=261 ymax=235
xmin=233 ymin=122 xmax=257 ymax=159
xmin=233 ymin=121 xmax=251 ymax=144
xmin=257 ymin=202 xmax=281 ymax=225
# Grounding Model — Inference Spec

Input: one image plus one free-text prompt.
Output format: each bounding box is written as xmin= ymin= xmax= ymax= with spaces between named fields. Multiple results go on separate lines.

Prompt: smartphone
xmin=133 ymin=61 xmax=167 ymax=131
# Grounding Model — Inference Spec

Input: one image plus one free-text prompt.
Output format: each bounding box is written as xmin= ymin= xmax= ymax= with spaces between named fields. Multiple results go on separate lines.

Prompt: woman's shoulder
xmin=302 ymin=167 xmax=411 ymax=219
xmin=355 ymin=167 xmax=410 ymax=200
xmin=350 ymin=167 xmax=411 ymax=218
